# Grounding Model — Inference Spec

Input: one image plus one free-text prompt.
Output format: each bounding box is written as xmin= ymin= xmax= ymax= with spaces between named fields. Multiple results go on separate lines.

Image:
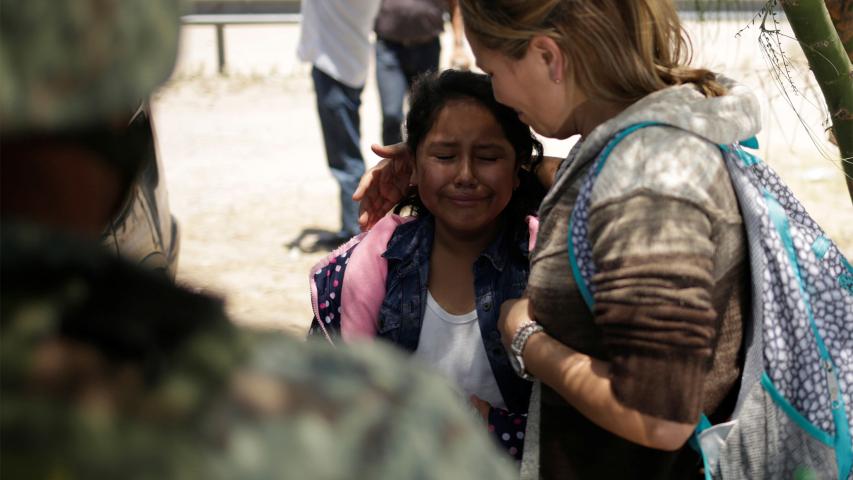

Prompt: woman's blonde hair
xmin=459 ymin=0 xmax=726 ymax=103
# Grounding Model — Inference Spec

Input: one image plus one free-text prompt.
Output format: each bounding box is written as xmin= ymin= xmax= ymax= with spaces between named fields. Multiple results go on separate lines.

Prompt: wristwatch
xmin=508 ymin=320 xmax=544 ymax=380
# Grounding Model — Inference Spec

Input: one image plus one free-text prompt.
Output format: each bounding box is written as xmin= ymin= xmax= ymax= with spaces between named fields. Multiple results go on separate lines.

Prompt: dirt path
xmin=152 ymin=21 xmax=852 ymax=334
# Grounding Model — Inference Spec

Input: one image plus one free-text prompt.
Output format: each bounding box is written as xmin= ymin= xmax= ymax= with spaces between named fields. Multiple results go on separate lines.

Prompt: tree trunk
xmin=824 ymin=0 xmax=852 ymax=62
xmin=781 ymin=0 xmax=853 ymax=203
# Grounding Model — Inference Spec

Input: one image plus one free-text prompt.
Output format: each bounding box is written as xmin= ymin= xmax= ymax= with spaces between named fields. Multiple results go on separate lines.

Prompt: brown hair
xmin=459 ymin=0 xmax=726 ymax=104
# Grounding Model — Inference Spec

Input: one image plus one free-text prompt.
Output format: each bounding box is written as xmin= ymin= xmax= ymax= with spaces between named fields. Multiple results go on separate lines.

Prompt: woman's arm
xmin=499 ymin=298 xmax=696 ymax=451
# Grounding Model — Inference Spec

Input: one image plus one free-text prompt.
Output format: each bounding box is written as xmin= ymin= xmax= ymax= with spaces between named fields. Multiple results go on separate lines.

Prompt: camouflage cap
xmin=0 ymin=0 xmax=181 ymax=134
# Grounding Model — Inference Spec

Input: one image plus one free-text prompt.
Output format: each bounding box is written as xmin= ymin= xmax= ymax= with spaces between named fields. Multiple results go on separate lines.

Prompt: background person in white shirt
xmin=297 ymin=0 xmax=382 ymax=247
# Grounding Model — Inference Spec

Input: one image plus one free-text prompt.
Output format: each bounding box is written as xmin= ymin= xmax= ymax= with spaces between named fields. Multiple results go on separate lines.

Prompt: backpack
xmin=308 ymin=215 xmax=414 ymax=345
xmin=568 ymin=122 xmax=853 ymax=479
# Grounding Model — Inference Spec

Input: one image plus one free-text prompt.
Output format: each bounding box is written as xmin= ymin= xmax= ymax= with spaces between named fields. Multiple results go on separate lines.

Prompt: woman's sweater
xmin=526 ymin=76 xmax=760 ymax=479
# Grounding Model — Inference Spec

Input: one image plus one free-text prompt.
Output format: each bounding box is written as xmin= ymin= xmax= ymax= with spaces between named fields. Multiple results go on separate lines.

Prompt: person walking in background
xmin=374 ymin=0 xmax=470 ymax=146
xmin=297 ymin=0 xmax=382 ymax=248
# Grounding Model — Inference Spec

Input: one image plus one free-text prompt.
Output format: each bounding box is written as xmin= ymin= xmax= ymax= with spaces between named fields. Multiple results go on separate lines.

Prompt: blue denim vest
xmin=377 ymin=215 xmax=533 ymax=412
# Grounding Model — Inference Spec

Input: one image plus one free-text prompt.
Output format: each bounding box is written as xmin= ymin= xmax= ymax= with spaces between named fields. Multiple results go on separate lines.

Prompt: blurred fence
xmin=183 ymin=0 xmax=777 ymax=74
xmin=185 ymin=0 xmax=770 ymax=15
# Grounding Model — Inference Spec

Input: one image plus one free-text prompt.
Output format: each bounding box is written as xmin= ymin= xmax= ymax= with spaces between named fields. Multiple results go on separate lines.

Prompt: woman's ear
xmin=529 ymin=35 xmax=566 ymax=85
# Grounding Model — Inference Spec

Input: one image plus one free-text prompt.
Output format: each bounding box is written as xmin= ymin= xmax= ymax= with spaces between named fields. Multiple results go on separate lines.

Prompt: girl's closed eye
xmin=475 ymin=147 xmax=506 ymax=162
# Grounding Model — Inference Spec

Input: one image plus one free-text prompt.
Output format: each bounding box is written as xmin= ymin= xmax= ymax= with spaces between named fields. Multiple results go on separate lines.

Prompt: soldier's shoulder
xmin=227 ymin=334 xmax=516 ymax=479
xmin=0 ymin=225 xmax=514 ymax=479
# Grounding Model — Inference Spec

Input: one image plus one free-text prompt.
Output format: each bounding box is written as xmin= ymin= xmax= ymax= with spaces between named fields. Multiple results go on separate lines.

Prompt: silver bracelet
xmin=509 ymin=320 xmax=544 ymax=380
xmin=511 ymin=320 xmax=544 ymax=357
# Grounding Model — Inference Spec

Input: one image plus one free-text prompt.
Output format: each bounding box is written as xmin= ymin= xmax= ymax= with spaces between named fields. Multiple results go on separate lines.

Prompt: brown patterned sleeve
xmin=588 ymin=193 xmax=720 ymax=423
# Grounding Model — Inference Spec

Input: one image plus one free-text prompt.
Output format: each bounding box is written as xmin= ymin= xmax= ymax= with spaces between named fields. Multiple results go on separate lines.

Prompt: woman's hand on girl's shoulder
xmin=353 ymin=143 xmax=413 ymax=231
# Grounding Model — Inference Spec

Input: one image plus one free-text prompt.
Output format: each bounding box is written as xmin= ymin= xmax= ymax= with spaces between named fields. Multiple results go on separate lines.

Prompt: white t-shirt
xmin=297 ymin=0 xmax=382 ymax=89
xmin=412 ymin=292 xmax=506 ymax=410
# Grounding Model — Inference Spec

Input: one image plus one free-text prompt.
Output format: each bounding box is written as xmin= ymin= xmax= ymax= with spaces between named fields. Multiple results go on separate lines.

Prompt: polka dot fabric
xmin=742 ymin=152 xmax=853 ymax=436
xmin=570 ymin=123 xmax=852 ymax=478
xmin=488 ymin=409 xmax=526 ymax=462
xmin=308 ymin=243 xmax=357 ymax=344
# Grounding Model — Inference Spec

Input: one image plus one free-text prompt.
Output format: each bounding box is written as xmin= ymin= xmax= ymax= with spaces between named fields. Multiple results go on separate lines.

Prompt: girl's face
xmin=412 ymin=99 xmax=518 ymax=239
xmin=468 ymin=34 xmax=586 ymax=140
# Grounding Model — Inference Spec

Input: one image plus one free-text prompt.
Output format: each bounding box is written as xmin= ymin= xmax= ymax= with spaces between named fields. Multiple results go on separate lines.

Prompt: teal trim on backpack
xmin=764 ymin=191 xmax=853 ymax=478
xmin=719 ymin=143 xmax=760 ymax=167
xmin=761 ymin=372 xmax=834 ymax=447
xmin=739 ymin=149 xmax=760 ymax=167
xmin=739 ymin=136 xmax=760 ymax=149
xmin=688 ymin=414 xmax=713 ymax=480
xmin=812 ymin=235 xmax=832 ymax=260
xmin=568 ymin=215 xmax=595 ymax=310
xmin=568 ymin=121 xmax=665 ymax=311
xmin=832 ymin=383 xmax=852 ymax=479
xmin=842 ymin=256 xmax=853 ymax=273
xmin=593 ymin=121 xmax=664 ymax=175
xmin=841 ymin=257 xmax=853 ymax=294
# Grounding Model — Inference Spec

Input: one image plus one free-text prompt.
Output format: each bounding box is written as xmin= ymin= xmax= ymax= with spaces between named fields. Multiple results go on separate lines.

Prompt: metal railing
xmin=182 ymin=0 xmax=771 ymax=75
xmin=181 ymin=13 xmax=301 ymax=74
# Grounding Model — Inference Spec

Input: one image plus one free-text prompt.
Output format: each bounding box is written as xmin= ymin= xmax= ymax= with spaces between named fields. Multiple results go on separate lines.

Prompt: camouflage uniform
xmin=0 ymin=1 xmax=515 ymax=478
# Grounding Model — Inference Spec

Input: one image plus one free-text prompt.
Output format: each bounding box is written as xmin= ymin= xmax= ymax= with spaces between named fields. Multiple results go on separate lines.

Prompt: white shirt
xmin=297 ymin=0 xmax=382 ymax=89
xmin=412 ymin=292 xmax=506 ymax=410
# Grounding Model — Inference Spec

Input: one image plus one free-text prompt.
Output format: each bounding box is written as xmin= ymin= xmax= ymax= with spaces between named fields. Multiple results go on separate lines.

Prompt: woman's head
xmin=399 ymin=69 xmax=543 ymax=238
xmin=460 ymin=0 xmax=724 ymax=127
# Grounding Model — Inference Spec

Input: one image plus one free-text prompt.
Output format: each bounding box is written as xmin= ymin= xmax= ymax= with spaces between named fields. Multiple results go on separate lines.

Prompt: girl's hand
xmin=498 ymin=297 xmax=531 ymax=350
xmin=353 ymin=143 xmax=413 ymax=231
xmin=468 ymin=394 xmax=491 ymax=423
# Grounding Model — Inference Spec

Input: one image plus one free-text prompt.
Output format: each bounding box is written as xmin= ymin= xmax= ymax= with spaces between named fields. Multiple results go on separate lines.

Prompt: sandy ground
xmin=151 ymin=18 xmax=853 ymax=334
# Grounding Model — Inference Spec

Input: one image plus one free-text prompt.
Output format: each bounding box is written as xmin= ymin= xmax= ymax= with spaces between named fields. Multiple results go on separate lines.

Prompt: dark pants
xmin=375 ymin=37 xmax=441 ymax=146
xmin=311 ymin=66 xmax=365 ymax=237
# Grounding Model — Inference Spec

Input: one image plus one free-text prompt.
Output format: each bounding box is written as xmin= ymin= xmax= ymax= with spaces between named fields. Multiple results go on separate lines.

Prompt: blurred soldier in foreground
xmin=0 ymin=1 xmax=515 ymax=478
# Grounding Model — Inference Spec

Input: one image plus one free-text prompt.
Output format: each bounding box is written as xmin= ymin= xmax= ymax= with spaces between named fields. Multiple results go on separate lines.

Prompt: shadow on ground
xmin=285 ymin=228 xmax=352 ymax=254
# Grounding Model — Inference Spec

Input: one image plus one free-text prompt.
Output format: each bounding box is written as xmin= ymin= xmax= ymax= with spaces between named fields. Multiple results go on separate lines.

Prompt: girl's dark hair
xmin=395 ymin=69 xmax=545 ymax=232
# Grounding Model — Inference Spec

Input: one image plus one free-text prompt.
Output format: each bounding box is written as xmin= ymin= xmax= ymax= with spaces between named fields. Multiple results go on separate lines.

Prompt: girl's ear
xmin=529 ymin=35 xmax=566 ymax=85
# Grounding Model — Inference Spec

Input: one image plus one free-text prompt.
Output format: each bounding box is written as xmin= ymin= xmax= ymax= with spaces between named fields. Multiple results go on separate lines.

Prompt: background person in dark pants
xmin=374 ymin=0 xmax=470 ymax=146
xmin=297 ymin=0 xmax=382 ymax=247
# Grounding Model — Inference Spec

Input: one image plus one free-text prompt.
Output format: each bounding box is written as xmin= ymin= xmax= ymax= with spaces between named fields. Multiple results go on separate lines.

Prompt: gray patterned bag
xmin=568 ymin=122 xmax=853 ymax=479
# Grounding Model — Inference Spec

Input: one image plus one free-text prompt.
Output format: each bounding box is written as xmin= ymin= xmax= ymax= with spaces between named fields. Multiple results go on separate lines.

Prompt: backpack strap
xmin=568 ymin=121 xmax=666 ymax=310
xmin=567 ymin=124 xmax=761 ymax=309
